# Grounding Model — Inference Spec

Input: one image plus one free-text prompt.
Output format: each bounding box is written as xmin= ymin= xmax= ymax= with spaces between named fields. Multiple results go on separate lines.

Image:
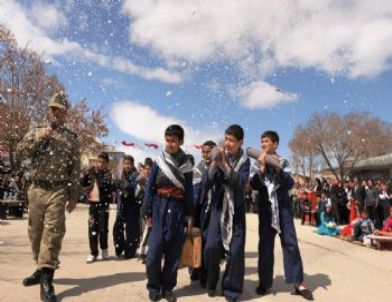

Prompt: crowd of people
xmin=0 ymin=169 xmax=27 ymax=219
xmin=7 ymin=92 xmax=390 ymax=302
xmin=15 ymin=93 xmax=315 ymax=302
xmin=78 ymin=152 xmax=153 ymax=263
xmin=291 ymin=177 xmax=392 ymax=246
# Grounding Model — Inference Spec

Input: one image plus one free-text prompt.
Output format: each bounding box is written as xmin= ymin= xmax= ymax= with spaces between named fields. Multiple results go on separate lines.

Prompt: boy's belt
xmin=157 ymin=186 xmax=184 ymax=200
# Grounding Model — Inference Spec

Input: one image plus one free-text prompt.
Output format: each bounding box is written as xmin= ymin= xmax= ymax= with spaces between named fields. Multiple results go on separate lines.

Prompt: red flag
xmin=145 ymin=143 xmax=159 ymax=149
xmin=121 ymin=141 xmax=136 ymax=147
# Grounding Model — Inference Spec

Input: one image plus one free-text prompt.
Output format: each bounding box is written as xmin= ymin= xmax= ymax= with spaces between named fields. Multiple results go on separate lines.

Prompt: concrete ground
xmin=0 ymin=204 xmax=391 ymax=302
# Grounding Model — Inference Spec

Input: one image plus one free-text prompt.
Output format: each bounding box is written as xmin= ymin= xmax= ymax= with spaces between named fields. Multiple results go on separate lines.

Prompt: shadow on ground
xmin=242 ymin=273 xmax=332 ymax=301
xmin=55 ymin=272 xmax=145 ymax=300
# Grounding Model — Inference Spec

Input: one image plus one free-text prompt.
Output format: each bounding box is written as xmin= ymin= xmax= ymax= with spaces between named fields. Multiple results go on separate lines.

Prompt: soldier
xmin=18 ymin=92 xmax=81 ymax=302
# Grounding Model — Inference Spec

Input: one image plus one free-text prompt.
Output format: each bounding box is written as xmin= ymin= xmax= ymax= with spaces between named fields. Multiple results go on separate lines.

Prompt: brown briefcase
xmin=180 ymin=228 xmax=202 ymax=268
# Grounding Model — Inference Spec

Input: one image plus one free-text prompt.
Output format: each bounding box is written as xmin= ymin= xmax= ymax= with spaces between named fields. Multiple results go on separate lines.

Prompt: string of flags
xmin=120 ymin=141 xmax=203 ymax=150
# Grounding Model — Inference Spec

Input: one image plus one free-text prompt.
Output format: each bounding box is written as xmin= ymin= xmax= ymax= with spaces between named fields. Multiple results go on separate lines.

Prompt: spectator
xmin=330 ymin=180 xmax=348 ymax=225
xmin=315 ymin=191 xmax=329 ymax=226
xmin=341 ymin=197 xmax=361 ymax=237
xmin=378 ymin=183 xmax=391 ymax=224
xmin=314 ymin=178 xmax=323 ymax=198
xmin=364 ymin=180 xmax=382 ymax=229
xmin=317 ymin=205 xmax=340 ymax=236
xmin=354 ymin=210 xmax=375 ymax=247
xmin=380 ymin=206 xmax=392 ymax=233
xmin=352 ymin=178 xmax=366 ymax=211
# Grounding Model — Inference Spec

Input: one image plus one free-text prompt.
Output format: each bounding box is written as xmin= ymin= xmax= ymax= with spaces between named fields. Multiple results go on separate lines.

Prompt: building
xmin=351 ymin=153 xmax=392 ymax=180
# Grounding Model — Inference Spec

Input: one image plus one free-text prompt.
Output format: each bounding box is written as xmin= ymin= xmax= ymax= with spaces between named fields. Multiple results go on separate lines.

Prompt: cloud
xmin=28 ymin=2 xmax=67 ymax=31
xmin=122 ymin=0 xmax=392 ymax=79
xmin=236 ymin=81 xmax=298 ymax=109
xmin=0 ymin=0 xmax=182 ymax=83
xmin=111 ymin=101 xmax=220 ymax=149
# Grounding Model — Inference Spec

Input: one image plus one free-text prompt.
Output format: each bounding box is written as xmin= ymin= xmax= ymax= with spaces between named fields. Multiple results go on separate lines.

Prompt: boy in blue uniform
xmin=113 ymin=155 xmax=140 ymax=259
xmin=141 ymin=125 xmax=194 ymax=302
xmin=203 ymin=125 xmax=250 ymax=302
xmin=250 ymin=130 xmax=313 ymax=301
xmin=189 ymin=140 xmax=216 ymax=283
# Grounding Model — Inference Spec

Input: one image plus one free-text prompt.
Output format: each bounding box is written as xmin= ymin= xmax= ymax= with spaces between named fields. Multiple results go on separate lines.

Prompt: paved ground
xmin=1 ymin=204 xmax=391 ymax=302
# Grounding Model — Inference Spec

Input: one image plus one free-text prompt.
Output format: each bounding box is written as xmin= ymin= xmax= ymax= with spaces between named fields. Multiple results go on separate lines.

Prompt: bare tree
xmin=289 ymin=125 xmax=319 ymax=178
xmin=289 ymin=112 xmax=392 ymax=180
xmin=0 ymin=24 xmax=108 ymax=170
xmin=0 ymin=24 xmax=65 ymax=169
xmin=66 ymin=98 xmax=108 ymax=154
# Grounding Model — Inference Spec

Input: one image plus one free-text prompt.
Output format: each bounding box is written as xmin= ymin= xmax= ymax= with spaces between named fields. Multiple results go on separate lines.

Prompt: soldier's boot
xmin=23 ymin=269 xmax=41 ymax=286
xmin=40 ymin=268 xmax=57 ymax=302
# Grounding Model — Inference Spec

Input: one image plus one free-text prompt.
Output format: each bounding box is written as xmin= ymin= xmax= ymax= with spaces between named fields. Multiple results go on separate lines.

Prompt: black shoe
xmin=207 ymin=289 xmax=215 ymax=297
xmin=115 ymin=247 xmax=124 ymax=257
xmin=124 ymin=247 xmax=136 ymax=259
xmin=23 ymin=269 xmax=41 ymax=286
xmin=40 ymin=268 xmax=56 ymax=302
xmin=200 ymin=279 xmax=206 ymax=289
xmin=124 ymin=253 xmax=132 ymax=259
xmin=255 ymin=284 xmax=269 ymax=296
xmin=162 ymin=290 xmax=177 ymax=302
xmin=293 ymin=286 xmax=314 ymax=301
xmin=190 ymin=272 xmax=199 ymax=282
xmin=149 ymin=291 xmax=161 ymax=301
xmin=225 ymin=297 xmax=236 ymax=302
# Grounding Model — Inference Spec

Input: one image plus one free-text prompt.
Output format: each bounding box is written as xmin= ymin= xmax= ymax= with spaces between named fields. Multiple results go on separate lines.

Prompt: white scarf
xmin=156 ymin=151 xmax=193 ymax=190
xmin=258 ymin=157 xmax=292 ymax=234
xmin=221 ymin=150 xmax=248 ymax=251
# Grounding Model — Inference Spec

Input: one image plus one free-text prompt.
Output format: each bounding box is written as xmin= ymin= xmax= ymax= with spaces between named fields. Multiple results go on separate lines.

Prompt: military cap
xmin=48 ymin=91 xmax=69 ymax=109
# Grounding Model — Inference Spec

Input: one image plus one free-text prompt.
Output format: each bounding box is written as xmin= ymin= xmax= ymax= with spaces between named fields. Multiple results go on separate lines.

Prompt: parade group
xmin=5 ymin=92 xmax=389 ymax=302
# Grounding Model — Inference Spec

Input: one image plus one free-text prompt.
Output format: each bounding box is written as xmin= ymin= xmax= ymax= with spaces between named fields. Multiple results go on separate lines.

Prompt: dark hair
xmin=165 ymin=124 xmax=184 ymax=141
xmin=144 ymin=157 xmax=153 ymax=167
xmin=261 ymin=130 xmax=279 ymax=144
xmin=225 ymin=124 xmax=244 ymax=141
xmin=97 ymin=152 xmax=109 ymax=162
xmin=123 ymin=155 xmax=134 ymax=164
xmin=203 ymin=140 xmax=216 ymax=148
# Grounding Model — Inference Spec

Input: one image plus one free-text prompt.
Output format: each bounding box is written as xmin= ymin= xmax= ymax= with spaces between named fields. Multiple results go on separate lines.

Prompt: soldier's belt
xmin=32 ymin=180 xmax=69 ymax=189
xmin=157 ymin=186 xmax=184 ymax=200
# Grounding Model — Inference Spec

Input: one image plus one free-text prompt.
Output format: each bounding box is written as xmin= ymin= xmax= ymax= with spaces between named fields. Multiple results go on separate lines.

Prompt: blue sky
xmin=1 ymin=0 xmax=391 ymax=163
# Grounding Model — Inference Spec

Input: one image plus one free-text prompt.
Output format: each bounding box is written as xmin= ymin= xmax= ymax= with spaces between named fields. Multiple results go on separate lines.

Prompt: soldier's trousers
xmin=88 ymin=203 xmax=109 ymax=257
xmin=258 ymin=198 xmax=304 ymax=290
xmin=27 ymin=183 xmax=66 ymax=270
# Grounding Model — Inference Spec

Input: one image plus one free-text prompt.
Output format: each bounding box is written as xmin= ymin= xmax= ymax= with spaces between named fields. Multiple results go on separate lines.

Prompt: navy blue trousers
xmin=204 ymin=206 xmax=246 ymax=300
xmin=113 ymin=203 xmax=141 ymax=258
xmin=258 ymin=198 xmax=304 ymax=289
xmin=146 ymin=198 xmax=186 ymax=294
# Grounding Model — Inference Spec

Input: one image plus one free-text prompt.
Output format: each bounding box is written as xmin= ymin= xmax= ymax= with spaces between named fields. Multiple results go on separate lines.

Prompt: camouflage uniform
xmin=17 ymin=93 xmax=81 ymax=270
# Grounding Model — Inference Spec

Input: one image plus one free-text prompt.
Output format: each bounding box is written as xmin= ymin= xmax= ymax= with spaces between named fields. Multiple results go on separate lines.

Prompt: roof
xmin=353 ymin=153 xmax=392 ymax=170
